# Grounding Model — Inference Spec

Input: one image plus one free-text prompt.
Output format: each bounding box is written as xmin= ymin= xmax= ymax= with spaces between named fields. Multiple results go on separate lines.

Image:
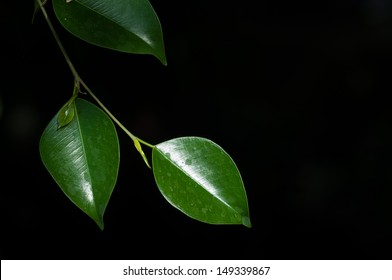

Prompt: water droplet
xmin=185 ymin=158 xmax=192 ymax=165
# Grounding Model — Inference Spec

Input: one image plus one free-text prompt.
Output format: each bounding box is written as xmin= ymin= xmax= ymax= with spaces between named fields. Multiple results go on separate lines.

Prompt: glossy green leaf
xmin=57 ymin=97 xmax=75 ymax=128
xmin=52 ymin=0 xmax=166 ymax=65
xmin=152 ymin=137 xmax=251 ymax=227
xmin=39 ymin=98 xmax=120 ymax=229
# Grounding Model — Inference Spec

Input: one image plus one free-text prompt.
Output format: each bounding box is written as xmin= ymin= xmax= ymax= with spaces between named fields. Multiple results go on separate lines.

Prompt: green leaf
xmin=39 ymin=98 xmax=120 ymax=229
xmin=152 ymin=137 xmax=251 ymax=227
xmin=52 ymin=0 xmax=167 ymax=65
xmin=57 ymin=97 xmax=75 ymax=128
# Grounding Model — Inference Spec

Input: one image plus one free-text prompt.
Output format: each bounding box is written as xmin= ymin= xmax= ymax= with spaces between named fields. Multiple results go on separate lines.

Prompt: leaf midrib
xmin=74 ymin=102 xmax=97 ymax=212
xmin=74 ymin=0 xmax=154 ymax=49
xmin=158 ymin=150 xmax=239 ymax=215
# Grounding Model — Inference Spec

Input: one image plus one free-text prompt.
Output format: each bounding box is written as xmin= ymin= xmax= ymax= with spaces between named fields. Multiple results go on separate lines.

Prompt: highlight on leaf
xmin=40 ymin=98 xmax=120 ymax=230
xmin=152 ymin=137 xmax=251 ymax=228
xmin=36 ymin=0 xmax=251 ymax=230
xmin=57 ymin=98 xmax=76 ymax=128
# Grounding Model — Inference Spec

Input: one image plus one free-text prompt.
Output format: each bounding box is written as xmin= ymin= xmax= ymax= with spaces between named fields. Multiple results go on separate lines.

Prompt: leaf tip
xmin=155 ymin=55 xmax=167 ymax=66
xmin=95 ymin=218 xmax=105 ymax=231
xmin=242 ymin=216 xmax=252 ymax=228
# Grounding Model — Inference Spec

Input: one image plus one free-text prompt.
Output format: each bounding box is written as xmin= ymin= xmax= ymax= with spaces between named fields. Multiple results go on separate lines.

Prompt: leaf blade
xmin=39 ymin=98 xmax=120 ymax=229
xmin=52 ymin=0 xmax=166 ymax=64
xmin=152 ymin=137 xmax=251 ymax=227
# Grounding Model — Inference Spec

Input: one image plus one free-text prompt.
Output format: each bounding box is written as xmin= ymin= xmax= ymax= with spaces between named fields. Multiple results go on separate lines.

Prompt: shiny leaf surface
xmin=57 ymin=97 xmax=75 ymax=128
xmin=152 ymin=137 xmax=251 ymax=227
xmin=40 ymin=98 xmax=120 ymax=229
xmin=52 ymin=0 xmax=166 ymax=64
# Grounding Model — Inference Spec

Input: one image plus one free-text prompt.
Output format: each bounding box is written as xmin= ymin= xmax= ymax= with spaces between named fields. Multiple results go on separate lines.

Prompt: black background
xmin=2 ymin=1 xmax=392 ymax=260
